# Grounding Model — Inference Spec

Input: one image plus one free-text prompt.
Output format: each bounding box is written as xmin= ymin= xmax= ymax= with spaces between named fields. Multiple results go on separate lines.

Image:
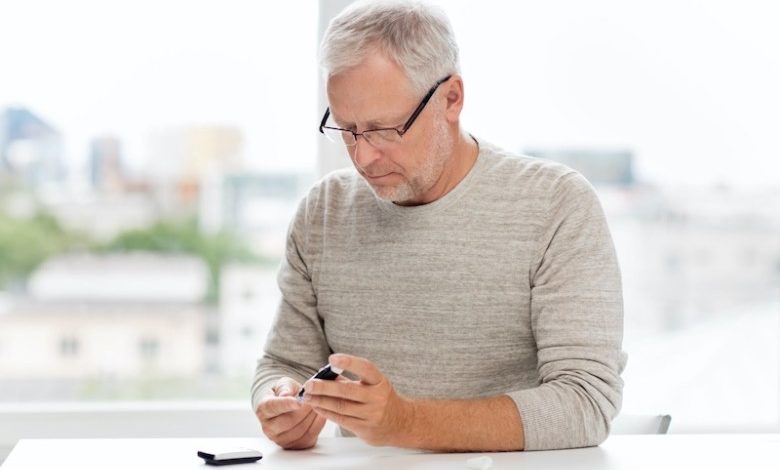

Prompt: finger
xmin=275 ymin=408 xmax=317 ymax=445
xmin=306 ymin=378 xmax=369 ymax=403
xmin=265 ymin=404 xmax=312 ymax=437
xmin=330 ymin=354 xmax=384 ymax=386
xmin=312 ymin=405 xmax=364 ymax=432
xmin=272 ymin=377 xmax=302 ymax=397
xmin=286 ymin=412 xmax=326 ymax=450
xmin=264 ymin=404 xmax=324 ymax=445
xmin=305 ymin=394 xmax=366 ymax=420
xmin=258 ymin=396 xmax=302 ymax=420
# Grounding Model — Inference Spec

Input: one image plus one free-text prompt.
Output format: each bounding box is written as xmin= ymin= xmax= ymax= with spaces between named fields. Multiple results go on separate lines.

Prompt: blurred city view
xmin=0 ymin=0 xmax=778 ymax=434
xmin=0 ymin=105 xmax=313 ymax=400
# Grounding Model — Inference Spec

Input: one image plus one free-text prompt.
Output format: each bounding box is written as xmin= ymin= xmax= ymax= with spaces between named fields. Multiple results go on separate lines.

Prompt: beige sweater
xmin=251 ymin=140 xmax=627 ymax=450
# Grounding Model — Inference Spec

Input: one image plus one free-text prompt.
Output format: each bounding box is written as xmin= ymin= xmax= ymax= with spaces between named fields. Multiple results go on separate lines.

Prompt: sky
xmin=440 ymin=0 xmax=780 ymax=188
xmin=1 ymin=0 xmax=779 ymax=188
xmin=0 ymin=0 xmax=319 ymax=177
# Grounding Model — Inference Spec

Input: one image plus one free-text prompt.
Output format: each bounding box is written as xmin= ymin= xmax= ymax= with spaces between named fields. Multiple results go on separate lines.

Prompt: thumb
xmin=272 ymin=377 xmax=301 ymax=397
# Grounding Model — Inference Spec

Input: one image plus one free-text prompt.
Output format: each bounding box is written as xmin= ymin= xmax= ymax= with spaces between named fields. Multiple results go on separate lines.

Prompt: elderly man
xmin=252 ymin=0 xmax=626 ymax=452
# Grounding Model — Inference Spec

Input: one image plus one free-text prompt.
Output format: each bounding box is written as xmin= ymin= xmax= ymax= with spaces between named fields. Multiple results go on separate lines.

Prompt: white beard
xmin=368 ymin=115 xmax=453 ymax=204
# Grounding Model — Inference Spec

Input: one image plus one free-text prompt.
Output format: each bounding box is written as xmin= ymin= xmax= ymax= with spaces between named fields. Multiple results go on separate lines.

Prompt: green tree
xmin=0 ymin=211 xmax=81 ymax=289
xmin=100 ymin=219 xmax=268 ymax=303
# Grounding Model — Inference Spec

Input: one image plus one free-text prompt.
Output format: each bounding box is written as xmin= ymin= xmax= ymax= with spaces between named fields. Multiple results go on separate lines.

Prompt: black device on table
xmin=197 ymin=448 xmax=263 ymax=466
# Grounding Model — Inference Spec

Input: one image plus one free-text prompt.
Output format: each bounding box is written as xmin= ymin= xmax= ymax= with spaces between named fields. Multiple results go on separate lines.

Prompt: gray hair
xmin=320 ymin=0 xmax=460 ymax=96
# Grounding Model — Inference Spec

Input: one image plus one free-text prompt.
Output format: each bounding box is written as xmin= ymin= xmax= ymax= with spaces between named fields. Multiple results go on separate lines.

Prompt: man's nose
xmin=352 ymin=135 xmax=382 ymax=171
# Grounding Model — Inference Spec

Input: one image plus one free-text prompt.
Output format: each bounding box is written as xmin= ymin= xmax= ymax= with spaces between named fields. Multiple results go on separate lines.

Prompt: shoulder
xmin=293 ymin=167 xmax=371 ymax=226
xmin=306 ymin=167 xmax=367 ymax=206
xmin=475 ymin=139 xmax=595 ymax=202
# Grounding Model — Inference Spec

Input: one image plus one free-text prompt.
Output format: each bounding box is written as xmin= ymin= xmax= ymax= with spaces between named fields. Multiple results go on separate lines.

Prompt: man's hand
xmin=255 ymin=377 xmax=327 ymax=450
xmin=301 ymin=354 xmax=413 ymax=447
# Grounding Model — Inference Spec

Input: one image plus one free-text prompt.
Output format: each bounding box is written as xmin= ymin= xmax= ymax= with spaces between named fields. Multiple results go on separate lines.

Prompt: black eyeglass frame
xmin=318 ymin=75 xmax=452 ymax=145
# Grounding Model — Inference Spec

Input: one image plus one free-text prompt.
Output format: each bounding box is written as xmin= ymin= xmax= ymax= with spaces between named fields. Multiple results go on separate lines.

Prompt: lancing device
xmin=297 ymin=363 xmax=343 ymax=401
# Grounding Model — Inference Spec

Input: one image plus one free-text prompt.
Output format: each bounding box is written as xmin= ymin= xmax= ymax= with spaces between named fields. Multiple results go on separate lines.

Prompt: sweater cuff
xmin=251 ymin=376 xmax=282 ymax=412
xmin=506 ymin=386 xmax=573 ymax=451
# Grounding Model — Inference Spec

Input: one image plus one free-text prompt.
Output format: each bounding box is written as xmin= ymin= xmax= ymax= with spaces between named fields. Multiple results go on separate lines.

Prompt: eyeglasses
xmin=319 ymin=75 xmax=452 ymax=148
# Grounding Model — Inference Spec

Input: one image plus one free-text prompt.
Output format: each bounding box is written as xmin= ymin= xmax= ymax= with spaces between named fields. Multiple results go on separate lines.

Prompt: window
xmin=0 ymin=0 xmax=777 ymax=437
xmin=0 ymin=0 xmax=317 ymax=403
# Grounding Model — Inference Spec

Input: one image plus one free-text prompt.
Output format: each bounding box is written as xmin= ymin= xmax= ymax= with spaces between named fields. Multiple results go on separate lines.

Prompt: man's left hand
xmin=302 ymin=353 xmax=413 ymax=446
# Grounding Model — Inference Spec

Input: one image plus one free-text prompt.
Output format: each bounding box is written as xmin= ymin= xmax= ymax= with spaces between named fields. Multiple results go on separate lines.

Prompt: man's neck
xmin=396 ymin=130 xmax=478 ymax=207
xmin=445 ymin=130 xmax=480 ymax=193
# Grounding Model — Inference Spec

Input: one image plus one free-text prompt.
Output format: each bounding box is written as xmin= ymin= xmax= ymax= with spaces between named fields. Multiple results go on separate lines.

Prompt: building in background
xmin=38 ymin=190 xmax=159 ymax=242
xmin=89 ymin=136 xmax=126 ymax=194
xmin=525 ymin=148 xmax=635 ymax=187
xmin=200 ymin=171 xmax=312 ymax=257
xmin=146 ymin=126 xmax=244 ymax=215
xmin=0 ymin=107 xmax=64 ymax=189
xmin=0 ymin=253 xmax=210 ymax=390
xmin=29 ymin=126 xmax=247 ymax=242
xmin=33 ymin=136 xmax=158 ymax=242
xmin=601 ymin=186 xmax=780 ymax=333
xmin=520 ymin=147 xmax=780 ymax=332
xmin=218 ymin=264 xmax=280 ymax=377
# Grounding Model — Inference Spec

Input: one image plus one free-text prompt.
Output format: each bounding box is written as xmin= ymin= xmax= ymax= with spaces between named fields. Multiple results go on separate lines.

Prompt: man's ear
xmin=443 ymin=74 xmax=465 ymax=123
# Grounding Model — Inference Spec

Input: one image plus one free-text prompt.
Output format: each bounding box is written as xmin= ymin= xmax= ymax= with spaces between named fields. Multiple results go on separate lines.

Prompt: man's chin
xmin=366 ymin=181 xmax=415 ymax=204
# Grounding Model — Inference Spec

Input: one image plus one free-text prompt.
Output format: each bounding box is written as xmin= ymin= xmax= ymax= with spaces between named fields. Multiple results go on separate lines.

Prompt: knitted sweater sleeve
xmin=507 ymin=171 xmax=627 ymax=450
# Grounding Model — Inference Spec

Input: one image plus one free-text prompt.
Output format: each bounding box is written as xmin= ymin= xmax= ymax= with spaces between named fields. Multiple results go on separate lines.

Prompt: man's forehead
xmin=326 ymin=85 xmax=415 ymax=127
xmin=325 ymin=58 xmax=418 ymax=126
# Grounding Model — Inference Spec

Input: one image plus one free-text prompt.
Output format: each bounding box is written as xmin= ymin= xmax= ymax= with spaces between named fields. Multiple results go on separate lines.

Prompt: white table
xmin=2 ymin=434 xmax=779 ymax=469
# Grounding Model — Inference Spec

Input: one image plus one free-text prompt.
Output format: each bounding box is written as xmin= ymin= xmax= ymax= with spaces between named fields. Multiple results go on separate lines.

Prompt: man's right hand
xmin=255 ymin=377 xmax=327 ymax=450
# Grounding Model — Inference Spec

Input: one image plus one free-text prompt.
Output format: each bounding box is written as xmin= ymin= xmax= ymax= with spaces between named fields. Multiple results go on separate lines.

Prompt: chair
xmin=612 ymin=414 xmax=672 ymax=434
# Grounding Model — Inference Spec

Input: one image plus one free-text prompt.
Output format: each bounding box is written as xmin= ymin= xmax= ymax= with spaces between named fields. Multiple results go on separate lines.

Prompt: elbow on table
xmin=579 ymin=397 xmax=620 ymax=448
xmin=562 ymin=390 xmax=620 ymax=449
xmin=585 ymin=417 xmax=611 ymax=447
